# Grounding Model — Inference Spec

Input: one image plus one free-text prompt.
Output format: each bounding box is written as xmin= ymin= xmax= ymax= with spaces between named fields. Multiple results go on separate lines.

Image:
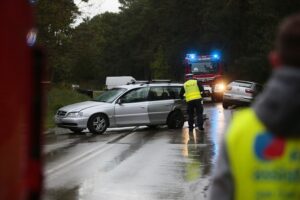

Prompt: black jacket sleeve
xmin=197 ymin=81 xmax=204 ymax=93
xmin=180 ymin=86 xmax=185 ymax=99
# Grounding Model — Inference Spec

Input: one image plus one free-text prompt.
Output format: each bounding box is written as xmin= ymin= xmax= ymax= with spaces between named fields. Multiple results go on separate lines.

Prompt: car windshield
xmin=191 ymin=61 xmax=219 ymax=74
xmin=93 ymin=88 xmax=126 ymax=103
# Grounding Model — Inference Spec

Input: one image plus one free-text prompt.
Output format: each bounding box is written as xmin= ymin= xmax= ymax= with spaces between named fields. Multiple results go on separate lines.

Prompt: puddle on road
xmin=176 ymin=103 xmax=231 ymax=199
xmin=101 ymin=130 xmax=157 ymax=172
xmin=180 ymin=128 xmax=214 ymax=182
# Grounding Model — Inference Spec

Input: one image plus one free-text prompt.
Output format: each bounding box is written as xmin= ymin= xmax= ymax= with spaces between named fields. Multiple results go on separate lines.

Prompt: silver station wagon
xmin=55 ymin=83 xmax=186 ymax=134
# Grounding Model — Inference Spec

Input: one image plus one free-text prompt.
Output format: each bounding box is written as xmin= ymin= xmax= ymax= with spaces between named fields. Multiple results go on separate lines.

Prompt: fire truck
xmin=0 ymin=1 xmax=44 ymax=199
xmin=184 ymin=53 xmax=226 ymax=102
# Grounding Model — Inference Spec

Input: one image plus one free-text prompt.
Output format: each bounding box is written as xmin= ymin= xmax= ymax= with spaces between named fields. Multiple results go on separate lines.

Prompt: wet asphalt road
xmin=43 ymin=103 xmax=233 ymax=200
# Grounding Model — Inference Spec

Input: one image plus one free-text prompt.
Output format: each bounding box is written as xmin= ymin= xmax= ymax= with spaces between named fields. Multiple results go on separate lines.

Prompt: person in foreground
xmin=209 ymin=13 xmax=300 ymax=200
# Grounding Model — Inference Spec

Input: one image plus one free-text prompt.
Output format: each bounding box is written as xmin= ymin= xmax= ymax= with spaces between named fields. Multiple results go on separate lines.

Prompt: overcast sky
xmin=74 ymin=0 xmax=120 ymax=25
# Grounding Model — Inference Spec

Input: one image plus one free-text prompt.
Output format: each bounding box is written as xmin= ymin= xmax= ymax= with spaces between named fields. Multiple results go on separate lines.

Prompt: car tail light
xmin=246 ymin=89 xmax=254 ymax=94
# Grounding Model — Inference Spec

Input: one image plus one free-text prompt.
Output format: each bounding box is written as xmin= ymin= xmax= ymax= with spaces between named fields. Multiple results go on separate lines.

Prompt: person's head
xmin=269 ymin=13 xmax=300 ymax=68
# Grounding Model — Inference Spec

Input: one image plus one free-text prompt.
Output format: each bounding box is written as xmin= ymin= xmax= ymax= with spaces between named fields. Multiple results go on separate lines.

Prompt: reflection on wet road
xmin=43 ymin=103 xmax=232 ymax=200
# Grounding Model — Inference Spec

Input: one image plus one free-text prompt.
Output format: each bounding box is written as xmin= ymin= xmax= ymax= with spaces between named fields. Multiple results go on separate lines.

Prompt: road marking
xmin=45 ymin=127 xmax=137 ymax=177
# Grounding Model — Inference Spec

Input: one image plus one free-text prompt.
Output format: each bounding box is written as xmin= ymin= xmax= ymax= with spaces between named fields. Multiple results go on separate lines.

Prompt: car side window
xmin=149 ymin=87 xmax=177 ymax=101
xmin=167 ymin=86 xmax=182 ymax=99
xmin=121 ymin=87 xmax=149 ymax=103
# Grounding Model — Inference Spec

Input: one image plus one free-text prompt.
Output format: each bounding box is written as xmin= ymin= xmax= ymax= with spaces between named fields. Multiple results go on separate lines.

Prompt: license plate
xmin=56 ymin=117 xmax=63 ymax=123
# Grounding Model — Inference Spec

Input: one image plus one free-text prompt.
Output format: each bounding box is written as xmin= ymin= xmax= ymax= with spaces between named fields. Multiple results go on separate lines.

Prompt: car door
xmin=148 ymin=86 xmax=175 ymax=124
xmin=114 ymin=87 xmax=150 ymax=126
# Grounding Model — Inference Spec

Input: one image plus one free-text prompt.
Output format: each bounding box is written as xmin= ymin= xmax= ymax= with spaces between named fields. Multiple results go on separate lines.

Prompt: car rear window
xmin=230 ymin=81 xmax=253 ymax=88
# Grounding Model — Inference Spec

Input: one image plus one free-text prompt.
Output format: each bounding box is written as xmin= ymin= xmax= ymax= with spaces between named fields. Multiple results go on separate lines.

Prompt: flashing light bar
xmin=186 ymin=52 xmax=221 ymax=61
xmin=186 ymin=54 xmax=197 ymax=60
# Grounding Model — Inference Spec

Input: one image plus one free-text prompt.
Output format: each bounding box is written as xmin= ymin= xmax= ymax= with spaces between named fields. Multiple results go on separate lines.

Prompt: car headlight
xmin=67 ymin=112 xmax=83 ymax=118
xmin=215 ymin=83 xmax=225 ymax=92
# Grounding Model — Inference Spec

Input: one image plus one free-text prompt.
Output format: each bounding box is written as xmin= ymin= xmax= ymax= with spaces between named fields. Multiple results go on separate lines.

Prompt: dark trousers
xmin=187 ymin=99 xmax=203 ymax=130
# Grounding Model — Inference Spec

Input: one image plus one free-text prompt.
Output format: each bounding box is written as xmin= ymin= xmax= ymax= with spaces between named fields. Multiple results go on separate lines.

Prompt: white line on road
xmin=45 ymin=128 xmax=137 ymax=177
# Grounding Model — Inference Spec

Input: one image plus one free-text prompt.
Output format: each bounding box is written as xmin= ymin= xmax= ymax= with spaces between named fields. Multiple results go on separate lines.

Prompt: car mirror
xmin=117 ymin=98 xmax=124 ymax=104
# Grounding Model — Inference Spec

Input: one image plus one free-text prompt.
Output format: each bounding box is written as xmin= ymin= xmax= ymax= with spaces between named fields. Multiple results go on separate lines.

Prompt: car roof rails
xmin=127 ymin=80 xmax=149 ymax=85
xmin=127 ymin=79 xmax=172 ymax=86
xmin=150 ymin=79 xmax=172 ymax=83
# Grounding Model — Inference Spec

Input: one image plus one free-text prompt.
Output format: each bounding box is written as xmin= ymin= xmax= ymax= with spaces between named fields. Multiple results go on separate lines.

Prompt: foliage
xmin=37 ymin=0 xmax=300 ymax=85
xmin=150 ymin=46 xmax=170 ymax=79
xmin=36 ymin=0 xmax=80 ymax=82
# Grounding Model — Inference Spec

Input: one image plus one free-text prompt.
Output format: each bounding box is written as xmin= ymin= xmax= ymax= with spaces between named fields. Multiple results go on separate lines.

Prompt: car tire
xmin=69 ymin=128 xmax=84 ymax=133
xmin=167 ymin=110 xmax=184 ymax=129
xmin=87 ymin=114 xmax=108 ymax=134
xmin=212 ymin=94 xmax=223 ymax=102
xmin=222 ymin=101 xmax=230 ymax=109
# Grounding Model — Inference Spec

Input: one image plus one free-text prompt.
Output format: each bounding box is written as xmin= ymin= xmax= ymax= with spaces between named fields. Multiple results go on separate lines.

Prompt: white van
xmin=105 ymin=76 xmax=136 ymax=89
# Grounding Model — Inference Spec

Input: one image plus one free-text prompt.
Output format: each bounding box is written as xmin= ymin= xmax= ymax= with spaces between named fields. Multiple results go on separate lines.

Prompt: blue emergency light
xmin=211 ymin=51 xmax=221 ymax=60
xmin=186 ymin=54 xmax=197 ymax=60
xmin=186 ymin=52 xmax=221 ymax=61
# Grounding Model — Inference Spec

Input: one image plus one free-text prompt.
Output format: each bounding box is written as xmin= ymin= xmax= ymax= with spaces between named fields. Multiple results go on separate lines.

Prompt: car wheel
xmin=69 ymin=128 xmax=84 ymax=133
xmin=222 ymin=101 xmax=230 ymax=109
xmin=87 ymin=114 xmax=108 ymax=134
xmin=211 ymin=95 xmax=216 ymax=102
xmin=212 ymin=94 xmax=223 ymax=102
xmin=167 ymin=110 xmax=184 ymax=129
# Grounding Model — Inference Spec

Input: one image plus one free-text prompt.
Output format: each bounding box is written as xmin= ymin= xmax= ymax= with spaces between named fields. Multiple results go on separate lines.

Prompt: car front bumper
xmin=54 ymin=116 xmax=89 ymax=129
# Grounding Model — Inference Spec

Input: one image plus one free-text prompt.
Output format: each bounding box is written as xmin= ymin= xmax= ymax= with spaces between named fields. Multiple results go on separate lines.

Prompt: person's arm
xmin=180 ymin=86 xmax=185 ymax=100
xmin=197 ymin=81 xmax=204 ymax=93
xmin=208 ymin=136 xmax=234 ymax=200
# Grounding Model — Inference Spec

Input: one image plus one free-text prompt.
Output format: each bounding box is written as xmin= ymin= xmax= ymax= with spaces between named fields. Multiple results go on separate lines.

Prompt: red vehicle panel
xmin=0 ymin=1 xmax=43 ymax=199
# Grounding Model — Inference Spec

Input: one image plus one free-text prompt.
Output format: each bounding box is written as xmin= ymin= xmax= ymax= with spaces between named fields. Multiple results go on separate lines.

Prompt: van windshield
xmin=93 ymin=88 xmax=126 ymax=103
xmin=191 ymin=61 xmax=219 ymax=74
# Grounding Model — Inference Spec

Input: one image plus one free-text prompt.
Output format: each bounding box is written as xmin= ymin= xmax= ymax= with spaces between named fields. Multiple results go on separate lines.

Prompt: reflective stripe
xmin=184 ymin=80 xmax=201 ymax=102
xmin=226 ymin=109 xmax=300 ymax=200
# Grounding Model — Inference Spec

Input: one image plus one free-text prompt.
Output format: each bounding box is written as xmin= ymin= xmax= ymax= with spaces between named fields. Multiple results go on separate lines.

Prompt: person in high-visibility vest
xmin=209 ymin=13 xmax=300 ymax=200
xmin=181 ymin=74 xmax=204 ymax=132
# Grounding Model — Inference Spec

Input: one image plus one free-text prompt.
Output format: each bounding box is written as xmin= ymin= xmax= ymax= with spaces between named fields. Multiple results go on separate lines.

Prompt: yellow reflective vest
xmin=184 ymin=80 xmax=202 ymax=102
xmin=226 ymin=109 xmax=300 ymax=200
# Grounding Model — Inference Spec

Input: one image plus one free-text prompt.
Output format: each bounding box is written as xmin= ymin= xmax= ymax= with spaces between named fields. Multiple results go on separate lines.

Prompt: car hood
xmin=60 ymin=101 xmax=111 ymax=112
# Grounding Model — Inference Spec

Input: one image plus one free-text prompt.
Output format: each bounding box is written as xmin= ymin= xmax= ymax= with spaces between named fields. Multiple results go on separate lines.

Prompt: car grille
xmin=57 ymin=110 xmax=67 ymax=117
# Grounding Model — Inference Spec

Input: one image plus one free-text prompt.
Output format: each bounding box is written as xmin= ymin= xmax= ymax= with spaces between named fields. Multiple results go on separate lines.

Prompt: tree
xmin=38 ymin=0 xmax=300 ymax=85
xmin=150 ymin=46 xmax=170 ymax=79
xmin=36 ymin=0 xmax=81 ymax=82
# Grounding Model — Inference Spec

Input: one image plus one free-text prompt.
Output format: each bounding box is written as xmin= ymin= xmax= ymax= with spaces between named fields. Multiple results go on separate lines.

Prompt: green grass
xmin=45 ymin=86 xmax=91 ymax=129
